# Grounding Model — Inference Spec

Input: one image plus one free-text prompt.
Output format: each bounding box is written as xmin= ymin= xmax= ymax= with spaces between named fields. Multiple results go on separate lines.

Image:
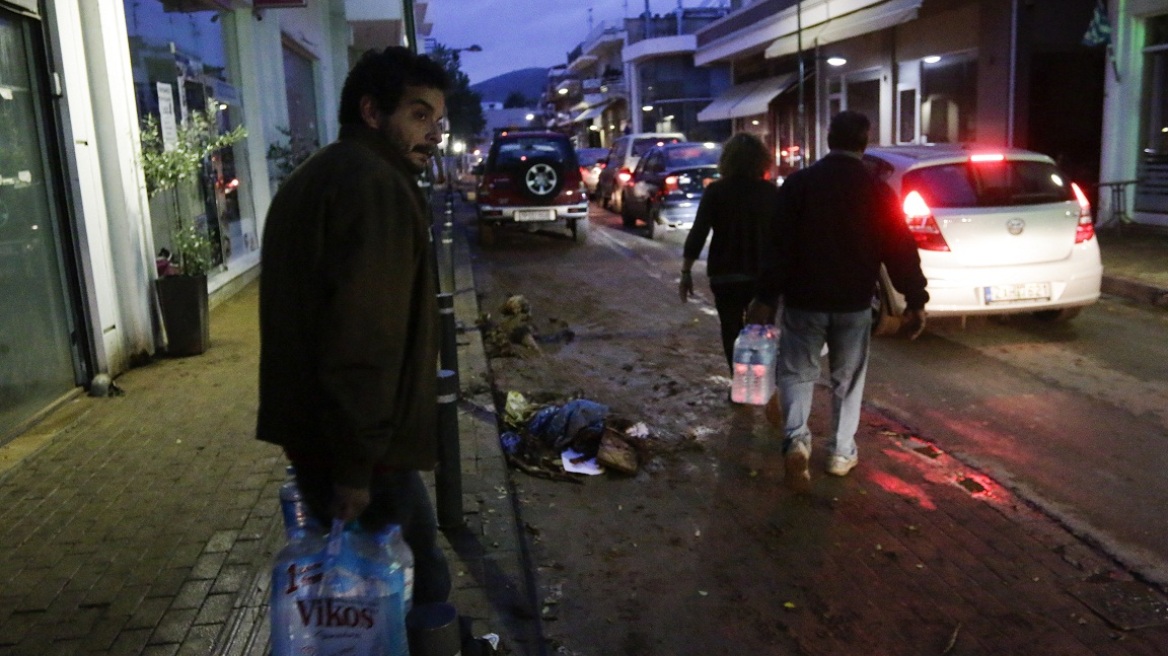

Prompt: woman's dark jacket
xmin=683 ymin=176 xmax=781 ymax=285
xmin=256 ymin=124 xmax=440 ymax=489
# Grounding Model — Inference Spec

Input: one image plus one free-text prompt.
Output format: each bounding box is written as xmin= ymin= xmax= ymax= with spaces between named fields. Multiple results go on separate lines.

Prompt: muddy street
xmin=464 ymin=202 xmax=1168 ymax=656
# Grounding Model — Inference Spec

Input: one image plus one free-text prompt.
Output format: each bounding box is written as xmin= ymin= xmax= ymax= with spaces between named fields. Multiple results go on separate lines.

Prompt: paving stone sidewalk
xmin=0 ymin=208 xmax=541 ymax=655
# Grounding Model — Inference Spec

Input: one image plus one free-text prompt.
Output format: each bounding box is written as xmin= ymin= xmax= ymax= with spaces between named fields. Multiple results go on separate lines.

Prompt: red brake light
xmin=902 ymin=190 xmax=950 ymax=252
xmin=617 ymin=168 xmax=632 ymax=184
xmin=663 ymin=175 xmax=679 ymax=194
xmin=969 ymin=153 xmax=1005 ymax=163
xmin=1071 ymin=182 xmax=1095 ymax=243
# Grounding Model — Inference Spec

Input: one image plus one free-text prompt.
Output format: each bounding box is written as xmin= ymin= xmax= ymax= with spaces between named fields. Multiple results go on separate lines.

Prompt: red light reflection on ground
xmin=866 ymin=470 xmax=937 ymax=510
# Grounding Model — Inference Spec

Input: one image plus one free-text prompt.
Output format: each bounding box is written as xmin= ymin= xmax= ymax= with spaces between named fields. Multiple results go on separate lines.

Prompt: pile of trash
xmin=498 ymin=391 xmax=653 ymax=480
xmin=478 ymin=295 xmax=573 ymax=358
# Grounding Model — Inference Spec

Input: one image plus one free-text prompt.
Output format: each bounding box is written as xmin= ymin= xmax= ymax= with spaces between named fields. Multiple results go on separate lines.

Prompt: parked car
xmin=576 ymin=147 xmax=608 ymax=198
xmin=621 ymin=141 xmax=722 ymax=240
xmin=862 ymin=144 xmax=1101 ymax=333
xmin=475 ymin=131 xmax=590 ymax=244
xmin=596 ymin=132 xmax=685 ymax=214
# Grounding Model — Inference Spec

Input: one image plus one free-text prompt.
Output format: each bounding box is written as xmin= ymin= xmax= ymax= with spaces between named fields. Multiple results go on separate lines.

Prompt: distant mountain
xmin=471 ymin=68 xmax=547 ymax=106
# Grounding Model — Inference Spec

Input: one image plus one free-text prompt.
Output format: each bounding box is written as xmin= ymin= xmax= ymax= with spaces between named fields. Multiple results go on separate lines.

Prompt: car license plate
xmin=514 ymin=209 xmax=554 ymax=222
xmin=983 ymin=282 xmax=1051 ymax=304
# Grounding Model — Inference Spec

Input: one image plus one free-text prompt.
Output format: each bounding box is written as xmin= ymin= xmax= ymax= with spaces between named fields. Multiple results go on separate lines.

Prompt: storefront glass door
xmin=0 ymin=9 xmax=79 ymax=438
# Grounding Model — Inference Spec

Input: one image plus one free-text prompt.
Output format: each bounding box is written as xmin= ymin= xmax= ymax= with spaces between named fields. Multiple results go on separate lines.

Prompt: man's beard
xmin=406 ymin=145 xmax=435 ymax=174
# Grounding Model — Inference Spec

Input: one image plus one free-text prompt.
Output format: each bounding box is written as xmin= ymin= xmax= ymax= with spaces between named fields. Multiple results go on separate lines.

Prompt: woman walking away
xmin=679 ymin=132 xmax=780 ymax=372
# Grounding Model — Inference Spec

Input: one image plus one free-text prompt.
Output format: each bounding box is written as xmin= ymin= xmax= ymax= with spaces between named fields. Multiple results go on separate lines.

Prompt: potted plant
xmin=155 ymin=219 xmax=213 ymax=356
xmin=140 ymin=106 xmax=246 ymax=356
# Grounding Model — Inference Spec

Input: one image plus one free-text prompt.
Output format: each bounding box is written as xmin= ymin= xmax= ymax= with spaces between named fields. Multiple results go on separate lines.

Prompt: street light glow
xmin=642 ymin=105 xmax=654 ymax=112
xmin=826 ymin=57 xmax=847 ymax=67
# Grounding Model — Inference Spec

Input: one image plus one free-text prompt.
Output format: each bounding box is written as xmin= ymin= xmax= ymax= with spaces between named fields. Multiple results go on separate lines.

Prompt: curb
xmin=1101 ymin=274 xmax=1168 ymax=307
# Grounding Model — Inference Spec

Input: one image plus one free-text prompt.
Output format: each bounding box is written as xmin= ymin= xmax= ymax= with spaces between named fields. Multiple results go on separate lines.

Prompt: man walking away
xmin=746 ymin=111 xmax=928 ymax=492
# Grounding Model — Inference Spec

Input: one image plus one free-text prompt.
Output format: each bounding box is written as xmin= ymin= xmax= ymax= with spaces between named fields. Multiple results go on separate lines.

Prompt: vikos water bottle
xmin=384 ymin=524 xmax=415 ymax=613
xmin=271 ymin=519 xmax=410 ymax=656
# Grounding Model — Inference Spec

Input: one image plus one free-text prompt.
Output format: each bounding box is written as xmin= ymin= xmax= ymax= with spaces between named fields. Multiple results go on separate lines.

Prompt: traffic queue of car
xmin=472 ymin=129 xmax=1102 ymax=326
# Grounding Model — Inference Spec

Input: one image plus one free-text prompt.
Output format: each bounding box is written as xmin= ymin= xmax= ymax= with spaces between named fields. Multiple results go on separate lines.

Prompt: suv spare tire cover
xmin=520 ymin=159 xmax=565 ymax=201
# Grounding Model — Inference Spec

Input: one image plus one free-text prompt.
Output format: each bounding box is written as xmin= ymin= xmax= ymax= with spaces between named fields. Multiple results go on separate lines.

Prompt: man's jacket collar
xmin=338 ymin=123 xmax=416 ymax=175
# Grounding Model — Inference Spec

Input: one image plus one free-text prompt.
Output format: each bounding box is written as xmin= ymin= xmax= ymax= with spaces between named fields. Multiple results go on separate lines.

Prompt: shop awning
xmin=765 ymin=0 xmax=923 ymax=58
xmin=573 ymin=100 xmax=612 ymax=123
xmin=697 ymin=73 xmax=798 ymax=122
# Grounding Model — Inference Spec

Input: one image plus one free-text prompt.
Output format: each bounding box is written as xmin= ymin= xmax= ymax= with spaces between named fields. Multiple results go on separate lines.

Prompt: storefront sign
xmin=156 ymin=83 xmax=179 ymax=152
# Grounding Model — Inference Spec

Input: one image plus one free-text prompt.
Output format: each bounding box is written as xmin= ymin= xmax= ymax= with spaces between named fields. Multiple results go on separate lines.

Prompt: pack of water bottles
xmin=270 ymin=469 xmax=414 ymax=656
xmin=731 ymin=324 xmax=778 ymax=405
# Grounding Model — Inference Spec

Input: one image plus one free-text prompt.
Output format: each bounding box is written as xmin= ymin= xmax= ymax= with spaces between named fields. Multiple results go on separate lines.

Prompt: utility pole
xmin=796 ymin=1 xmax=806 ymax=168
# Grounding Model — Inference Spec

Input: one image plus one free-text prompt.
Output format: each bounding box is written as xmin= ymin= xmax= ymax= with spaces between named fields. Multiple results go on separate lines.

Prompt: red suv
xmin=475 ymin=131 xmax=590 ymax=244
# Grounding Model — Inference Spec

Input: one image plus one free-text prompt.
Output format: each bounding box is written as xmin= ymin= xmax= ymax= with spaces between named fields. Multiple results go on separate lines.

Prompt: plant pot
xmin=155 ymin=274 xmax=209 ymax=356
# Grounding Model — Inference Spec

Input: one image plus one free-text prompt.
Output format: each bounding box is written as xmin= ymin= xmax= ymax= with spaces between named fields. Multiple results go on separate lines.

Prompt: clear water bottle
xmin=269 ymin=497 xmax=327 ymax=656
xmin=753 ymin=325 xmax=778 ymax=405
xmin=368 ymin=526 xmax=411 ymax=655
xmin=279 ymin=466 xmax=312 ymax=531
xmin=731 ymin=326 xmax=757 ymax=404
xmin=384 ymin=524 xmax=414 ymax=613
xmin=271 ymin=520 xmax=409 ymax=656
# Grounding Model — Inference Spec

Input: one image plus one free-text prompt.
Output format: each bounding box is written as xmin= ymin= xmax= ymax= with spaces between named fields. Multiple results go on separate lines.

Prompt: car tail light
xmin=903 ymin=190 xmax=950 ymax=251
xmin=663 ymin=175 xmax=679 ymax=195
xmin=969 ymin=153 xmax=1005 ymax=163
xmin=617 ymin=168 xmax=633 ymax=184
xmin=1071 ymin=182 xmax=1095 ymax=243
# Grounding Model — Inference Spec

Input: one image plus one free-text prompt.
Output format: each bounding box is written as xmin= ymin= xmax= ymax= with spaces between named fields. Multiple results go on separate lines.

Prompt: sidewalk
xmin=1096 ymin=224 xmax=1168 ymax=307
xmin=0 ymin=209 xmax=1162 ymax=656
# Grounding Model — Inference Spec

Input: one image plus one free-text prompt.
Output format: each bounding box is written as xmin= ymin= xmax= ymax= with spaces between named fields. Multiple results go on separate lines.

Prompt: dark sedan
xmin=620 ymin=141 xmax=721 ymax=240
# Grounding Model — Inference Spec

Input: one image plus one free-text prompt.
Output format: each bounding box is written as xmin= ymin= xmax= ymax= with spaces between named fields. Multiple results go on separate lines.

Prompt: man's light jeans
xmin=778 ymin=308 xmax=872 ymax=459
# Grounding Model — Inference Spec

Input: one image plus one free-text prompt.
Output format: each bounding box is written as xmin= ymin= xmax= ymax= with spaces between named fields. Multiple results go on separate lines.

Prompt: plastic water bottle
xmin=384 ymin=524 xmax=415 ymax=613
xmin=269 ymin=496 xmax=328 ymax=656
xmin=278 ymin=466 xmax=312 ymax=531
xmin=732 ymin=325 xmax=777 ymax=405
xmin=368 ymin=526 xmax=411 ymax=655
xmin=754 ymin=325 xmax=778 ymax=405
xmin=731 ymin=326 xmax=757 ymax=404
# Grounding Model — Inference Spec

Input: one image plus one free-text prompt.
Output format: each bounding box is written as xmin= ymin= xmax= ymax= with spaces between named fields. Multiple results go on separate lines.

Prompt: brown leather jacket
xmin=256 ymin=124 xmax=439 ymax=488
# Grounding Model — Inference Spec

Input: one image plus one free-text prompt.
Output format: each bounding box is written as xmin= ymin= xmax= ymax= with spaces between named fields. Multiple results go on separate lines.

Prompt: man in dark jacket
xmin=257 ymin=47 xmax=451 ymax=603
xmin=747 ymin=111 xmax=928 ymax=491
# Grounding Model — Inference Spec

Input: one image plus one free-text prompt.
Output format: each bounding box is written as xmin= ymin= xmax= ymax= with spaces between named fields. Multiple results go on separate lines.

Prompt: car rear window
xmin=633 ymin=137 xmax=682 ymax=157
xmin=665 ymin=145 xmax=721 ymax=168
xmin=576 ymin=149 xmax=607 ymax=166
xmin=490 ymin=137 xmax=576 ymax=171
xmin=903 ymin=160 xmax=1076 ymax=208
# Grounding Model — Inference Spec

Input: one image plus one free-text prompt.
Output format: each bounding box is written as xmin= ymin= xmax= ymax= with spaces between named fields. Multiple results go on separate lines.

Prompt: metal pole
xmin=796 ymin=1 xmax=806 ymax=169
xmin=441 ymin=170 xmax=456 ymax=294
xmin=402 ymin=0 xmax=418 ymax=53
xmin=434 ymin=369 xmax=463 ymax=528
xmin=437 ymin=293 xmax=458 ymax=384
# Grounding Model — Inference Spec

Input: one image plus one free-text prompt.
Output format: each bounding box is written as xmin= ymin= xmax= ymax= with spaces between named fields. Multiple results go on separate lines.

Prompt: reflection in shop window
xmin=123 ymin=0 xmax=255 ymax=272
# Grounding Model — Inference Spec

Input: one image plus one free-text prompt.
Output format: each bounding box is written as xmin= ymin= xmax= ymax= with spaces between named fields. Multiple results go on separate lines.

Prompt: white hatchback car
xmin=862 ymin=144 xmax=1101 ymax=332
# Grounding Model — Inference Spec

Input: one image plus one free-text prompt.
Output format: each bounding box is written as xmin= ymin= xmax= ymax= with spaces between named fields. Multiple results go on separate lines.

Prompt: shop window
xmin=123 ymin=0 xmax=255 ymax=271
xmin=921 ymin=55 xmax=977 ymax=143
xmin=1135 ymin=15 xmax=1168 ymax=213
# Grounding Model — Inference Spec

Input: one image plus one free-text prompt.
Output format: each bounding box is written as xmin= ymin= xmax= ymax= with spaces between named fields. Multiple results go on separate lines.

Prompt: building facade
xmin=694 ymin=0 xmax=1111 ymax=185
